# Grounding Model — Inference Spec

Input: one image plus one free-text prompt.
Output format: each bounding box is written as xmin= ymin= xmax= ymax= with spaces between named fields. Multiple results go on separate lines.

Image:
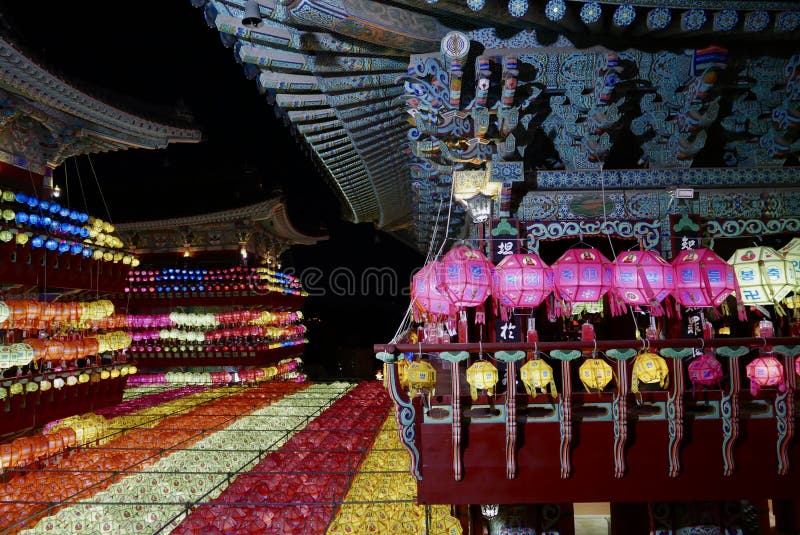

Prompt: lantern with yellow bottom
xmin=631 ymin=351 xmax=669 ymax=395
xmin=579 ymin=358 xmax=615 ymax=393
xmin=520 ymin=358 xmax=558 ymax=398
xmin=466 ymin=360 xmax=499 ymax=400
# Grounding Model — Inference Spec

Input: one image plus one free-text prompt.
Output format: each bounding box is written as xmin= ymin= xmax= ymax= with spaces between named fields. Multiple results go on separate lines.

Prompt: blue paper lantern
xmin=58 ymin=241 xmax=70 ymax=254
xmin=49 ymin=222 xmax=60 ymax=233
xmin=26 ymin=197 xmax=38 ymax=209
xmin=82 ymin=248 xmax=93 ymax=257
xmin=14 ymin=193 xmax=27 ymax=204
xmin=45 ymin=238 xmax=58 ymax=251
xmin=39 ymin=201 xmax=50 ymax=211
xmin=78 ymin=213 xmax=89 ymax=223
xmin=28 ymin=214 xmax=39 ymax=226
xmin=31 ymin=236 xmax=45 ymax=248
xmin=15 ymin=212 xmax=29 ymax=224
xmin=71 ymin=243 xmax=83 ymax=255
xmin=49 ymin=203 xmax=60 ymax=214
xmin=59 ymin=207 xmax=70 ymax=218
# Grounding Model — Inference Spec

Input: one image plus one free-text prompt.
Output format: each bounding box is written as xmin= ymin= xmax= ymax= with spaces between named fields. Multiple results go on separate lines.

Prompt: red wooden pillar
xmin=609 ymin=503 xmax=649 ymax=535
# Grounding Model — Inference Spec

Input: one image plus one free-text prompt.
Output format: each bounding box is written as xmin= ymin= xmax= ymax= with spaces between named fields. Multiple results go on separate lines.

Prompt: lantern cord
xmin=73 ymin=157 xmax=90 ymax=214
xmin=86 ymin=155 xmax=113 ymax=223
xmin=63 ymin=159 xmax=70 ymax=208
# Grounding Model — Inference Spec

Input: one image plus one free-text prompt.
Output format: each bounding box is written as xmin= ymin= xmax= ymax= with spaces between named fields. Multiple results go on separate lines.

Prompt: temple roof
xmin=0 ymin=36 xmax=201 ymax=175
xmin=191 ymin=0 xmax=800 ymax=249
xmin=115 ymin=198 xmax=327 ymax=256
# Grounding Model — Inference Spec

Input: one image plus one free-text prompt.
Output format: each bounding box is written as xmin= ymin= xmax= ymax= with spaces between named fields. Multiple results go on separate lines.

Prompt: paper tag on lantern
xmin=631 ymin=352 xmax=669 ymax=394
xmin=579 ymin=358 xmax=615 ymax=393
xmin=520 ymin=358 xmax=558 ymax=398
xmin=466 ymin=360 xmax=499 ymax=400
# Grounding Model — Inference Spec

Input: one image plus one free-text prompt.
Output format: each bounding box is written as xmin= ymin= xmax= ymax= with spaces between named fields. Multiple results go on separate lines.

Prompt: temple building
xmin=0 ymin=0 xmax=799 ymax=534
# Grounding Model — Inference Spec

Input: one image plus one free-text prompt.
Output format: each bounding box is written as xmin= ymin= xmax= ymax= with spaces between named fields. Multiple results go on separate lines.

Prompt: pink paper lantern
xmin=612 ymin=250 xmax=675 ymax=310
xmin=672 ymin=248 xmax=735 ymax=307
xmin=493 ymin=253 xmax=553 ymax=308
xmin=552 ymin=248 xmax=613 ymax=303
xmin=687 ymin=352 xmax=723 ymax=390
xmin=410 ymin=261 xmax=454 ymax=317
xmin=440 ymin=246 xmax=493 ymax=308
xmin=796 ymin=355 xmax=800 ymax=377
xmin=746 ymin=355 xmax=786 ymax=396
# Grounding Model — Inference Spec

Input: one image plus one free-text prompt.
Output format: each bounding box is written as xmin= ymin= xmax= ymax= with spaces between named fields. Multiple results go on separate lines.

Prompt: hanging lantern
xmin=746 ymin=355 xmax=786 ymax=396
xmin=406 ymin=360 xmax=437 ymax=397
xmin=578 ymin=358 xmax=615 ymax=393
xmin=493 ymin=253 xmax=553 ymax=310
xmin=795 ymin=355 xmax=800 ymax=377
xmin=520 ymin=358 xmax=558 ymax=398
xmin=631 ymin=352 xmax=669 ymax=394
xmin=780 ymin=237 xmax=800 ymax=291
xmin=466 ymin=360 xmax=499 ymax=400
xmin=672 ymin=248 xmax=736 ymax=307
xmin=410 ymin=262 xmax=454 ymax=319
xmin=688 ymin=351 xmax=723 ymax=390
xmin=553 ymin=248 xmax=613 ymax=303
xmin=612 ymin=250 xmax=675 ymax=314
xmin=729 ymin=246 xmax=796 ymax=305
xmin=440 ymin=246 xmax=493 ymax=308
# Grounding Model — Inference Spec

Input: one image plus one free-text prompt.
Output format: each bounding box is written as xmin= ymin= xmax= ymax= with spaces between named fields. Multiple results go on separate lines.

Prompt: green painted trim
xmin=716 ymin=346 xmax=751 ymax=359
xmin=375 ymin=351 xmax=397 ymax=363
xmin=495 ymin=350 xmax=526 ymax=363
xmin=659 ymin=347 xmax=694 ymax=359
xmin=551 ymin=349 xmax=583 ymax=361
xmin=774 ymin=345 xmax=800 ymax=358
xmin=606 ymin=348 xmax=637 ymax=361
xmin=440 ymin=351 xmax=470 ymax=363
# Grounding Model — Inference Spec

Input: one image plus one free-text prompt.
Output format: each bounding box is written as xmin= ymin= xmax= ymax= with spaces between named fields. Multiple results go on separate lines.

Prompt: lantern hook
xmin=478 ymin=340 xmax=484 ymax=360
xmin=533 ymin=341 xmax=538 ymax=357
xmin=592 ymin=338 xmax=598 ymax=357
xmin=418 ymin=341 xmax=423 ymax=360
xmin=641 ymin=338 xmax=650 ymax=352
xmin=698 ymin=337 xmax=704 ymax=351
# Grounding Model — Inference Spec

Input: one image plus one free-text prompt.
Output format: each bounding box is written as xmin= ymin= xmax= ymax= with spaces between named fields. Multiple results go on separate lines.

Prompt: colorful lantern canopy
xmin=729 ymin=246 xmax=796 ymax=305
xmin=688 ymin=351 xmax=723 ymax=390
xmin=466 ymin=360 xmax=499 ymax=400
xmin=672 ymin=248 xmax=736 ymax=307
xmin=746 ymin=355 xmax=786 ymax=396
xmin=520 ymin=358 xmax=558 ymax=398
xmin=631 ymin=352 xmax=669 ymax=394
xmin=493 ymin=253 xmax=553 ymax=310
xmin=579 ymin=358 xmax=615 ymax=393
xmin=406 ymin=360 xmax=437 ymax=396
xmin=440 ymin=246 xmax=493 ymax=309
xmin=410 ymin=261 xmax=454 ymax=318
xmin=611 ymin=249 xmax=675 ymax=314
xmin=553 ymin=248 xmax=613 ymax=303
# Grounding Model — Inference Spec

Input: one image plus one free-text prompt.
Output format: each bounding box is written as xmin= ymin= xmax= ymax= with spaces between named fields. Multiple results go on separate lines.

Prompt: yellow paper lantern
xmin=15 ymin=232 xmax=28 ymax=245
xmin=39 ymin=379 xmax=51 ymax=391
xmin=729 ymin=246 xmax=796 ymax=305
xmin=466 ymin=360 xmax=499 ymax=400
xmin=520 ymin=358 xmax=558 ymax=398
xmin=780 ymin=237 xmax=800 ymax=291
xmin=406 ymin=360 xmax=437 ymax=395
xmin=397 ymin=357 xmax=410 ymax=390
xmin=25 ymin=381 xmax=38 ymax=393
xmin=631 ymin=352 xmax=669 ymax=394
xmin=0 ymin=230 xmax=12 ymax=243
xmin=9 ymin=383 xmax=23 ymax=396
xmin=110 ymin=369 xmax=120 ymax=379
xmin=78 ymin=373 xmax=90 ymax=384
xmin=579 ymin=358 xmax=615 ymax=393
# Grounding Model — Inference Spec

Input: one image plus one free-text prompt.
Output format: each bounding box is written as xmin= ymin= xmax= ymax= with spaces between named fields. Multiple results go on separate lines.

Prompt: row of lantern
xmin=130 ymin=324 xmax=307 ymax=342
xmin=0 ymin=366 xmax=137 ymax=402
xmin=0 ymin=228 xmax=138 ymax=265
xmin=125 ymin=267 xmax=303 ymax=293
xmin=0 ymin=189 xmax=123 ymax=247
xmin=0 ymin=299 xmax=115 ymax=330
xmin=403 ymin=351 xmax=799 ymax=401
xmin=19 ymin=331 xmax=131 ymax=363
xmin=412 ymin=240 xmax=800 ymax=319
xmin=128 ymin=338 xmax=307 ymax=354
xmin=126 ymin=359 xmax=302 ymax=386
xmin=125 ymin=310 xmax=302 ymax=329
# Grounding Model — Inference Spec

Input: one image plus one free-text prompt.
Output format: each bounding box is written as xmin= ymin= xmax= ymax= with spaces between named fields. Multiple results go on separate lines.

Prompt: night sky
xmin=0 ymin=1 xmax=423 ymax=378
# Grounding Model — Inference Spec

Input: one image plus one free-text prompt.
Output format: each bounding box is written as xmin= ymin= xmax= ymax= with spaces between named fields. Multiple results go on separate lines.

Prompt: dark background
xmin=0 ymin=0 xmax=423 ymax=379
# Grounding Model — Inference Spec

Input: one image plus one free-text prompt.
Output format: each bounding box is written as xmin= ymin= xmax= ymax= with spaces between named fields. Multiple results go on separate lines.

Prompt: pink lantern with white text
xmin=746 ymin=355 xmax=786 ymax=396
xmin=672 ymin=248 xmax=736 ymax=307
xmin=552 ymin=248 xmax=613 ymax=303
xmin=440 ymin=246 xmax=493 ymax=308
xmin=411 ymin=261 xmax=454 ymax=319
xmin=612 ymin=249 xmax=675 ymax=314
xmin=493 ymin=253 xmax=553 ymax=309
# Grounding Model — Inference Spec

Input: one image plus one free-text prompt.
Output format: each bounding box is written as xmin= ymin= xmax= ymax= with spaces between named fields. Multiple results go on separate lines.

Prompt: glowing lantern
xmin=493 ymin=253 xmax=553 ymax=310
xmin=688 ymin=352 xmax=723 ymax=390
xmin=780 ymin=237 xmax=800 ymax=291
xmin=406 ymin=360 xmax=437 ymax=396
xmin=612 ymin=250 xmax=675 ymax=313
xmin=466 ymin=360 xmax=499 ymax=400
xmin=672 ymin=248 xmax=735 ymax=307
xmin=553 ymin=248 xmax=613 ymax=303
xmin=631 ymin=352 xmax=669 ymax=394
xmin=579 ymin=358 xmax=615 ymax=392
xmin=520 ymin=358 xmax=558 ymax=397
xmin=746 ymin=355 xmax=786 ymax=396
xmin=0 ymin=302 xmax=8 ymax=325
xmin=729 ymin=247 xmax=795 ymax=305
xmin=411 ymin=262 xmax=454 ymax=318
xmin=795 ymin=355 xmax=800 ymax=377
xmin=440 ymin=246 xmax=493 ymax=308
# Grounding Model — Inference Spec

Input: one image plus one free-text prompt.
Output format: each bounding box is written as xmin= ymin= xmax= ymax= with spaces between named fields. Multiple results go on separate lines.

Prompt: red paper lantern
xmin=440 ymin=246 xmax=493 ymax=308
xmin=688 ymin=351 xmax=723 ymax=390
xmin=493 ymin=253 xmax=553 ymax=309
xmin=612 ymin=250 xmax=675 ymax=313
xmin=410 ymin=261 xmax=453 ymax=317
xmin=672 ymin=248 xmax=735 ymax=307
xmin=746 ymin=355 xmax=786 ymax=396
xmin=552 ymin=248 xmax=613 ymax=303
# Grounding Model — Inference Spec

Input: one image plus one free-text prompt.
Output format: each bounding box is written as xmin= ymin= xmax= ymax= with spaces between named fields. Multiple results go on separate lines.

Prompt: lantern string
xmin=86 ymin=154 xmax=113 ymax=225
